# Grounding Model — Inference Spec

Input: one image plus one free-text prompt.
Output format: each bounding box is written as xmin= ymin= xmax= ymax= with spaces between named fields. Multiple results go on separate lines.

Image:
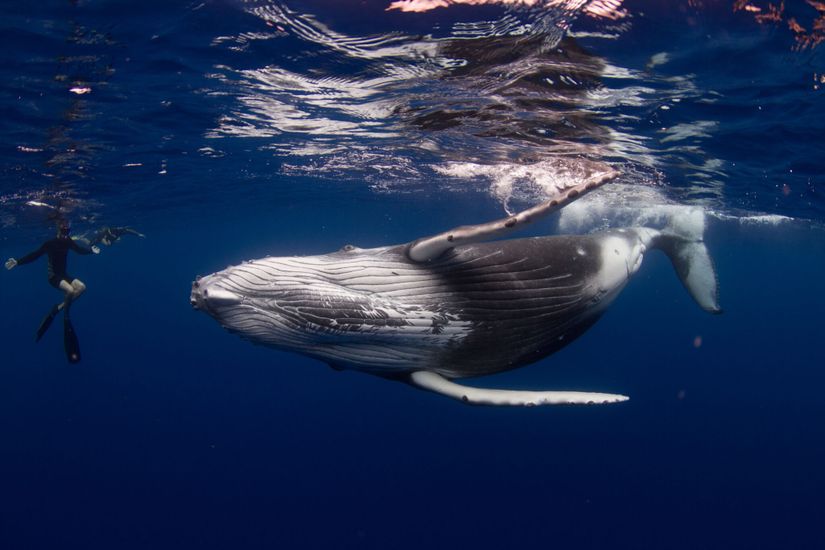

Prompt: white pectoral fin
xmin=406 ymin=166 xmax=619 ymax=262
xmin=409 ymin=371 xmax=629 ymax=407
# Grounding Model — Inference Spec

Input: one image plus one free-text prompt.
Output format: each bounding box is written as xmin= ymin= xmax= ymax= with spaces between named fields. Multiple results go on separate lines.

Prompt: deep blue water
xmin=1 ymin=1 xmax=824 ymax=549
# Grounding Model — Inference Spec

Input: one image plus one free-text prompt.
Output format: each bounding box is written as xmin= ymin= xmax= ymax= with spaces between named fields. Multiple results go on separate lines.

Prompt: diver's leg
xmin=58 ymin=279 xmax=74 ymax=311
xmin=57 ymin=279 xmax=85 ymax=314
xmin=70 ymin=279 xmax=86 ymax=299
xmin=57 ymin=278 xmax=83 ymax=361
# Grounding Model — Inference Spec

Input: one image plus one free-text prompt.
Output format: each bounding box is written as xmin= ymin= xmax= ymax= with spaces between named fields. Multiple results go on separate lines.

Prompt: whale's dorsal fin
xmin=407 ymin=165 xmax=618 ymax=262
xmin=409 ymin=371 xmax=628 ymax=406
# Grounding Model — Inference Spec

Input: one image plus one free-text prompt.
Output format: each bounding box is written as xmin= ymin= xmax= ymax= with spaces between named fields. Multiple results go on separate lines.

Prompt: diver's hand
xmin=5 ymin=258 xmax=17 ymax=270
xmin=91 ymin=246 xmax=100 ymax=254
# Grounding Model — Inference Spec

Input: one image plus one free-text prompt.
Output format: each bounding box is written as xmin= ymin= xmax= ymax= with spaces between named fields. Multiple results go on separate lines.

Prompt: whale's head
xmin=189 ymin=245 xmax=453 ymax=371
xmin=190 ymin=250 xmax=374 ymax=351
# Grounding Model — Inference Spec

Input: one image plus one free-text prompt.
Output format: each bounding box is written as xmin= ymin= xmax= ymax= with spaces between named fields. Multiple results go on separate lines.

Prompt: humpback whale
xmin=191 ymin=170 xmax=720 ymax=406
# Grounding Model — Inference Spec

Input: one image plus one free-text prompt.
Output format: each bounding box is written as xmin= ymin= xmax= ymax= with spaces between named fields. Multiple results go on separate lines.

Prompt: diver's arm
xmin=10 ymin=243 xmax=47 ymax=267
xmin=71 ymin=235 xmax=94 ymax=248
xmin=68 ymin=239 xmax=99 ymax=255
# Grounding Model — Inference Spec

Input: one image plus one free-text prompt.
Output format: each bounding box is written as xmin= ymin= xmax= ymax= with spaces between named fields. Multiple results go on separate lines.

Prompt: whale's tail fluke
xmin=649 ymin=208 xmax=722 ymax=314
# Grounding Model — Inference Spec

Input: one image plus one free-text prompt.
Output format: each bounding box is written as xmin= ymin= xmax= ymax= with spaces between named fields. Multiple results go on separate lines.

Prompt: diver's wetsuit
xmin=16 ymin=237 xmax=93 ymax=288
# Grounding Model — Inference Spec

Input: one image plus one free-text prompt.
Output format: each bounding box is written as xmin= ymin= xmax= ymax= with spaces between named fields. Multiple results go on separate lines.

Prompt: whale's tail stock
xmin=646 ymin=208 xmax=722 ymax=314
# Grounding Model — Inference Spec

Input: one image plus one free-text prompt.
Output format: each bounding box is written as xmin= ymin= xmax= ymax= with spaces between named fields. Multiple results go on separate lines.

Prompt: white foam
xmin=660 ymin=120 xmax=718 ymax=143
xmin=557 ymin=183 xmax=690 ymax=233
xmin=713 ymin=213 xmax=795 ymax=226
xmin=432 ymin=160 xmax=800 ymax=233
xmin=558 ymin=183 xmax=798 ymax=234
xmin=434 ymin=158 xmax=616 ymax=215
xmin=648 ymin=52 xmax=670 ymax=68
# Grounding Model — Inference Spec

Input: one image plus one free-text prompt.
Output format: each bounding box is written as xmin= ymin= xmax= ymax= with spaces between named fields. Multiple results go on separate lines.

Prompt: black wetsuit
xmin=16 ymin=237 xmax=93 ymax=288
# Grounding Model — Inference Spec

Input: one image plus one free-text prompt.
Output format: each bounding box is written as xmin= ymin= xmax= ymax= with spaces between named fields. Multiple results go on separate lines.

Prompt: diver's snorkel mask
xmin=57 ymin=221 xmax=71 ymax=238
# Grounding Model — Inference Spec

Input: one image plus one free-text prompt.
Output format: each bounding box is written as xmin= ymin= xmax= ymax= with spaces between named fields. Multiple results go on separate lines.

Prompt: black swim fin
xmin=63 ymin=315 xmax=81 ymax=364
xmin=35 ymin=304 xmax=61 ymax=342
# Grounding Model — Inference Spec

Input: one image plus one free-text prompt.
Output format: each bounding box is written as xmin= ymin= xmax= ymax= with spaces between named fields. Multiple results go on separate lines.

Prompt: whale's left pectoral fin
xmin=407 ymin=164 xmax=618 ymax=262
xmin=409 ymin=371 xmax=629 ymax=407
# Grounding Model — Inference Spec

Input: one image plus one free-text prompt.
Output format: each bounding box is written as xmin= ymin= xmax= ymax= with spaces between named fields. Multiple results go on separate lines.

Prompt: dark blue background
xmin=2 ymin=194 xmax=824 ymax=549
xmin=2 ymin=0 xmax=825 ymax=548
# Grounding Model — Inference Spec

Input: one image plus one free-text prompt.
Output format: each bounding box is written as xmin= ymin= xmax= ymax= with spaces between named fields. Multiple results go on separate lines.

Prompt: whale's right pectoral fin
xmin=406 ymin=165 xmax=618 ymax=262
xmin=409 ymin=371 xmax=629 ymax=407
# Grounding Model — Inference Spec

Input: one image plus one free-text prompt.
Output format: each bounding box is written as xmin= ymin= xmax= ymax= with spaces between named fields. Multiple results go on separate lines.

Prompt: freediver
xmin=4 ymin=220 xmax=99 ymax=363
xmin=75 ymin=225 xmax=145 ymax=248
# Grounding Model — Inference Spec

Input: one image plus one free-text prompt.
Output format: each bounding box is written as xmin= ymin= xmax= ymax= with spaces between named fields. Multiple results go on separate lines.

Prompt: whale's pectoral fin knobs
xmin=407 ymin=166 xmax=619 ymax=262
xmin=409 ymin=371 xmax=629 ymax=407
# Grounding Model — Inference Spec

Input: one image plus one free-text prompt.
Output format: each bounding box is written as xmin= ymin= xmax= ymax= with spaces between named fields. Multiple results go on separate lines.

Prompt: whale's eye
xmin=341 ymin=244 xmax=356 ymax=252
